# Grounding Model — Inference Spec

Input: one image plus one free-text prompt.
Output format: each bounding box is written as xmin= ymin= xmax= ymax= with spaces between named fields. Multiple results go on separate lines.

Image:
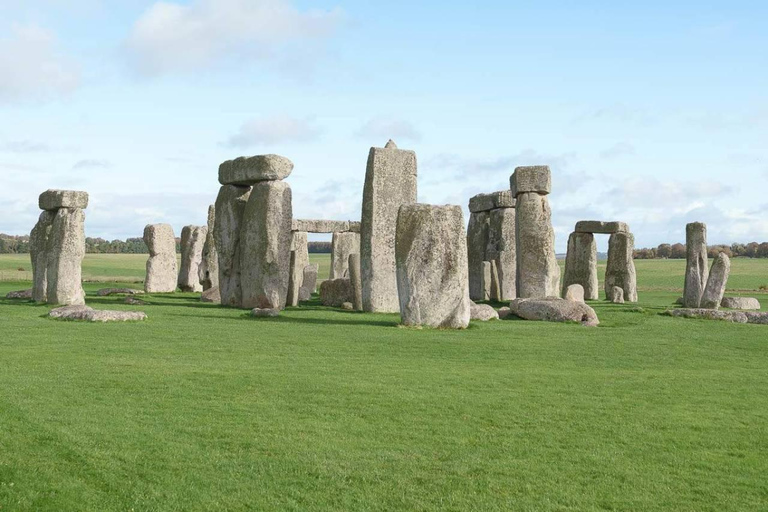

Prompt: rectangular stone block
xmin=575 ymin=221 xmax=629 ymax=234
xmin=287 ymin=231 xmax=309 ymax=307
xmin=468 ymin=190 xmax=516 ymax=213
xmin=47 ymin=208 xmax=86 ymax=305
xmin=218 ymin=155 xmax=293 ymax=185
xmin=214 ymin=185 xmax=251 ymax=307
xmin=467 ymin=211 xmax=489 ymax=301
xmin=348 ymin=221 xmax=361 ymax=233
xmin=330 ymin=231 xmax=360 ymax=279
xmin=292 ymin=219 xmax=350 ymax=233
xmin=487 ymin=208 xmax=516 ymax=300
xmin=39 ymin=190 xmax=89 ymax=211
xmin=510 ymin=166 xmax=551 ymax=196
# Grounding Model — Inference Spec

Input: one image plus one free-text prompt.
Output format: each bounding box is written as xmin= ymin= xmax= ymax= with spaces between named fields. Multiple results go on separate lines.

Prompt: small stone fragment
xmin=721 ymin=297 xmax=761 ymax=310
xmin=341 ymin=302 xmax=354 ymax=311
xmin=497 ymin=307 xmax=512 ymax=320
xmin=6 ymin=289 xmax=33 ymax=299
xmin=509 ymin=298 xmax=599 ymax=327
xmin=49 ymin=305 xmax=147 ymax=322
xmin=96 ymin=288 xmax=144 ymax=297
xmin=251 ymin=308 xmax=280 ymax=317
xmin=610 ymin=286 xmax=625 ymax=304
xmin=564 ymin=284 xmax=585 ymax=303
xmin=470 ymin=302 xmax=499 ymax=321
xmin=201 ymin=286 xmax=221 ymax=303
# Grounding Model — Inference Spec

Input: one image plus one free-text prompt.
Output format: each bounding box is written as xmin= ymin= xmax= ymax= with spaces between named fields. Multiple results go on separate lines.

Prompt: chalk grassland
xmin=0 ymin=255 xmax=767 ymax=511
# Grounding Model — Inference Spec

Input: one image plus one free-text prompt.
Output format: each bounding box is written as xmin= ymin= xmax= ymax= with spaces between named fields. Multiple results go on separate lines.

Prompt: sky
xmin=1 ymin=0 xmax=767 ymax=252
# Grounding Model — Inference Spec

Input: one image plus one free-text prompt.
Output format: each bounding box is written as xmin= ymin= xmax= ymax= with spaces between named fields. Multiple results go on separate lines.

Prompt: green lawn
xmin=1 ymin=255 xmax=767 ymax=511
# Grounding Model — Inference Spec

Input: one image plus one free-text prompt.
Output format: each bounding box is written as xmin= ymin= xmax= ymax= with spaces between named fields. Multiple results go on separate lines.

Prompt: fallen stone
xmin=201 ymin=286 xmax=221 ymax=303
xmin=96 ymin=288 xmax=144 ymax=297
xmin=219 ymin=154 xmax=294 ymax=185
xmin=6 ymin=289 xmax=32 ymax=299
xmin=470 ymin=302 xmax=499 ymax=321
xmin=745 ymin=312 xmax=768 ymax=324
xmin=721 ymin=297 xmax=761 ymax=310
xmin=562 ymin=232 xmax=598 ymax=301
xmin=564 ymin=284 xmax=585 ymax=303
xmin=298 ymin=264 xmax=318 ymax=302
xmin=683 ymin=222 xmax=708 ymax=308
xmin=320 ymin=278 xmax=354 ymax=307
xmin=700 ymin=253 xmax=731 ymax=310
xmin=38 ymin=189 xmax=89 ymax=211
xmin=330 ymin=231 xmax=360 ymax=279
xmin=574 ymin=221 xmax=629 ymax=234
xmin=251 ymin=308 xmax=280 ymax=318
xmin=49 ymin=305 xmax=147 ymax=322
xmin=214 ymin=185 xmax=251 ymax=307
xmin=509 ymin=297 xmax=599 ymax=327
xmin=46 ymin=208 xmax=86 ymax=306
xmin=510 ymin=166 xmax=551 ymax=196
xmin=497 ymin=307 xmax=512 ymax=320
xmin=609 ymin=286 xmax=625 ymax=304
xmin=468 ymin=190 xmax=515 ymax=213
xmin=291 ymin=219 xmax=350 ymax=233
xmin=605 ymin=232 xmax=638 ymax=303
xmin=178 ymin=225 xmax=207 ymax=293
xmin=664 ymin=308 xmax=747 ymax=323
xmin=144 ymin=223 xmax=178 ymax=294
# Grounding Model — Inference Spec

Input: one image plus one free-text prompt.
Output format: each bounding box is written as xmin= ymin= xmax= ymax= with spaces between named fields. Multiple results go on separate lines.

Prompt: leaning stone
xmin=467 ymin=211 xmax=489 ymax=301
xmin=240 ymin=181 xmax=293 ymax=310
xmin=605 ymin=232 xmax=638 ymax=303
xmin=30 ymin=210 xmax=55 ymax=303
xmin=497 ymin=307 xmax=512 ymax=320
xmin=515 ymin=191 xmax=560 ymax=298
xmin=562 ymin=232 xmax=598 ymax=301
xmin=470 ymin=302 xmax=499 ymax=321
xmin=468 ymin=190 xmax=515 ymax=213
xmin=219 ymin=154 xmax=293 ymax=185
xmin=201 ymin=286 xmax=221 ymax=304
xmin=564 ymin=284 xmax=585 ymax=303
xmin=38 ymin=189 xmax=89 ymax=211
xmin=683 ymin=222 xmax=708 ymax=308
xmin=198 ymin=205 xmax=219 ymax=291
xmin=609 ymin=286 xmax=625 ymax=304
xmin=178 ymin=225 xmax=207 ymax=293
xmin=6 ymin=289 xmax=33 ymax=299
xmin=395 ymin=204 xmax=470 ymax=329
xmin=700 ymin=253 xmax=730 ymax=310
xmin=251 ymin=308 xmax=280 ymax=318
xmin=49 ymin=305 xmax=147 ymax=322
xmin=721 ymin=297 xmax=761 ymax=310
xmin=320 ymin=278 xmax=354 ymax=307
xmin=46 ymin=208 xmax=86 ymax=306
xmin=143 ymin=223 xmax=178 ymax=294
xmin=510 ymin=166 xmax=551 ymax=196
xmin=341 ymin=302 xmax=354 ymax=311
xmin=298 ymin=264 xmax=319 ymax=302
xmin=96 ymin=288 xmax=144 ymax=296
xmin=509 ymin=298 xmax=599 ymax=327
xmin=214 ymin=185 xmax=251 ymax=307
xmin=664 ymin=308 xmax=747 ymax=324
xmin=361 ymin=140 xmax=418 ymax=313
xmin=330 ymin=231 xmax=360 ymax=279
xmin=287 ymin=231 xmax=309 ymax=307
xmin=574 ymin=221 xmax=629 ymax=234
xmin=348 ymin=253 xmax=363 ymax=311
xmin=291 ymin=219 xmax=350 ymax=233
xmin=487 ymin=208 xmax=516 ymax=300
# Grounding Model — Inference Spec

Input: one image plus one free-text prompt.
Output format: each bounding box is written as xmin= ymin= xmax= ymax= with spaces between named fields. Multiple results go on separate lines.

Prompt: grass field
xmin=1 ymin=255 xmax=767 ymax=511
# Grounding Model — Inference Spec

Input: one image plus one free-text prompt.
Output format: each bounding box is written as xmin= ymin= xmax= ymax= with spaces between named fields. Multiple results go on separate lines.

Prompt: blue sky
xmin=1 ymin=0 xmax=767 ymax=251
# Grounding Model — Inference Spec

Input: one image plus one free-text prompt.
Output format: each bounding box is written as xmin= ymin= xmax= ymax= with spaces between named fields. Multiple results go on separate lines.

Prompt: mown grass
xmin=1 ymin=256 xmax=767 ymax=511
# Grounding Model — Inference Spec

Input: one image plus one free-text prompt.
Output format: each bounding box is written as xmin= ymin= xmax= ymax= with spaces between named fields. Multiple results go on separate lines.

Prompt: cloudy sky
xmin=1 ymin=0 xmax=767 ymax=251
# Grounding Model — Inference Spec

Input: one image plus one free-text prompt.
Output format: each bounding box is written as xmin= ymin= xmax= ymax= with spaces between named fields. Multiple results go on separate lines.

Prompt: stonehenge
xmin=604 ymin=231 xmax=638 ymax=303
xmin=361 ymin=140 xmax=418 ymax=313
xmin=395 ymin=204 xmax=470 ymax=329
xmin=144 ymin=223 xmax=178 ymax=293
xmin=30 ymin=190 xmax=88 ymax=306
xmin=214 ymin=185 xmax=251 ymax=306
xmin=700 ymin=253 xmax=731 ymax=310
xmin=509 ymin=298 xmax=599 ymax=327
xmin=287 ymin=231 xmax=309 ymax=307
xmin=511 ymin=166 xmax=560 ymax=299
xmin=562 ymin=232 xmax=598 ymax=300
xmin=348 ymin=253 xmax=363 ymax=311
xmin=721 ymin=297 xmax=761 ymax=310
xmin=178 ymin=225 xmax=207 ymax=293
xmin=683 ymin=222 xmax=709 ymax=308
xmin=330 ymin=231 xmax=361 ymax=279
xmin=299 ymin=264 xmax=319 ymax=301
xmin=199 ymin=205 xmax=219 ymax=292
xmin=320 ymin=278 xmax=354 ymax=307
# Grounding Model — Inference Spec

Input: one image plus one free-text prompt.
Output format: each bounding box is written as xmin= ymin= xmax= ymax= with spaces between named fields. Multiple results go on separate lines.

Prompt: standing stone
xmin=562 ymin=232 xmax=598 ymax=301
xmin=178 ymin=225 xmax=207 ymax=293
xmin=604 ymin=232 xmax=638 ymax=303
xmin=30 ymin=210 xmax=55 ymax=303
xmin=144 ymin=223 xmax=178 ymax=293
xmin=46 ymin=208 xmax=86 ymax=305
xmin=489 ymin=260 xmax=501 ymax=302
xmin=609 ymin=286 xmax=625 ymax=304
xmin=467 ymin=211 xmax=490 ymax=300
xmin=683 ymin=222 xmax=709 ymax=308
xmin=330 ymin=231 xmax=361 ymax=279
xmin=199 ymin=205 xmax=219 ymax=291
xmin=395 ymin=204 xmax=470 ymax=329
xmin=487 ymin=208 xmax=517 ymax=301
xmin=348 ymin=253 xmax=363 ymax=311
xmin=299 ymin=264 xmax=319 ymax=301
xmin=701 ymin=253 xmax=731 ymax=310
xmin=480 ymin=261 xmax=492 ymax=301
xmin=361 ymin=139 xmax=418 ymax=313
xmin=214 ymin=185 xmax=251 ymax=307
xmin=287 ymin=231 xmax=309 ymax=307
xmin=564 ymin=284 xmax=585 ymax=303
xmin=512 ymin=165 xmax=560 ymax=298
xmin=240 ymin=181 xmax=293 ymax=310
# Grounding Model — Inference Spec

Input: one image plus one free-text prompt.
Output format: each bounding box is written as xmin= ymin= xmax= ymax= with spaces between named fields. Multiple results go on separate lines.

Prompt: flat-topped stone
xmin=39 ymin=190 xmax=89 ymax=211
xmin=292 ymin=219 xmax=350 ymax=233
xmin=575 ymin=221 xmax=629 ymax=234
xmin=348 ymin=221 xmax=361 ymax=233
xmin=218 ymin=154 xmax=293 ymax=185
xmin=468 ymin=190 xmax=516 ymax=213
xmin=721 ymin=297 xmax=761 ymax=310
xmin=510 ymin=166 xmax=551 ymax=196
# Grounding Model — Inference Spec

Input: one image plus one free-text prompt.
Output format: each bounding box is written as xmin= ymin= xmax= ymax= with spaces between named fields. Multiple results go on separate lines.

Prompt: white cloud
xmin=606 ymin=177 xmax=735 ymax=210
xmin=0 ymin=140 xmax=52 ymax=153
xmin=125 ymin=0 xmax=343 ymax=76
xmin=356 ymin=118 xmax=422 ymax=143
xmin=0 ymin=24 xmax=80 ymax=103
xmin=225 ymin=116 xmax=321 ymax=148
xmin=72 ymin=159 xmax=111 ymax=170
xmin=600 ymin=142 xmax=635 ymax=160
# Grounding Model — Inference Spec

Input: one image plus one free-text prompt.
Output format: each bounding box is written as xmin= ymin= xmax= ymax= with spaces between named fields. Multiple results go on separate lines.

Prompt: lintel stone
xmin=510 ymin=166 xmax=551 ymax=196
xmin=219 ymin=154 xmax=293 ymax=185
xmin=575 ymin=221 xmax=629 ymax=234
xmin=292 ymin=219 xmax=350 ymax=233
xmin=39 ymin=190 xmax=89 ymax=211
xmin=468 ymin=190 xmax=516 ymax=213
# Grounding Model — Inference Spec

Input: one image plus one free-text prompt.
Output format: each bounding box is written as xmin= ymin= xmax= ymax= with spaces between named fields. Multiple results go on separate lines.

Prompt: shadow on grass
xmin=162 ymin=310 xmax=399 ymax=328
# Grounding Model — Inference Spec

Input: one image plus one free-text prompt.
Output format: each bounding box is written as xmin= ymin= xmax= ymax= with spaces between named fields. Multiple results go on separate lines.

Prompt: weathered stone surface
xmin=515 ymin=192 xmax=560 ymax=299
xmin=30 ymin=210 xmax=54 ymax=303
xmin=564 ymin=284 xmax=585 ymax=303
xmin=609 ymin=286 xmax=625 ymax=304
xmin=298 ymin=264 xmax=319 ymax=301
xmin=143 ymin=223 xmax=177 ymax=294
xmin=562 ymin=232 xmax=598 ymax=301
xmin=199 ymin=205 xmax=219 ymax=291
xmin=574 ymin=221 xmax=629 ymax=234
xmin=39 ymin=189 xmax=89 ymax=211
xmin=497 ymin=306 xmax=512 ymax=320
xmin=509 ymin=298 xmax=599 ymax=327
xmin=510 ymin=166 xmax=551 ymax=196
xmin=349 ymin=253 xmax=363 ymax=311
xmin=47 ymin=208 xmax=86 ymax=305
xmin=6 ymin=289 xmax=32 ymax=299
xmin=489 ymin=260 xmax=501 ymax=302
xmin=605 ymin=232 xmax=638 ymax=303
xmin=361 ymin=140 xmax=418 ymax=313
xmin=287 ymin=231 xmax=309 ymax=307
xmin=700 ymin=253 xmax=731 ymax=310
xmin=123 ymin=296 xmax=147 ymax=305
xmin=341 ymin=302 xmax=354 ymax=311
xmin=291 ymin=219 xmax=350 ymax=233
xmin=468 ymin=190 xmax=515 ymax=213
xmin=470 ymin=302 xmax=499 ymax=321
xmin=320 ymin=278 xmax=353 ymax=307
xmin=395 ymin=204 xmax=470 ymax=329
xmin=219 ymin=154 xmax=293 ymax=185
xmin=721 ymin=297 xmax=761 ymax=310
xmin=348 ymin=221 xmax=361 ymax=233
xmin=49 ymin=305 xmax=147 ymax=322
xmin=683 ymin=222 xmax=708 ymax=308
xmin=467 ymin=211 xmax=490 ymax=300
xmin=201 ymin=286 xmax=221 ymax=303
xmin=480 ymin=261 xmax=492 ymax=301
xmin=240 ymin=181 xmax=293 ymax=310
xmin=178 ymin=225 xmax=207 ymax=293
xmin=214 ymin=185 xmax=251 ymax=307
xmin=664 ymin=308 xmax=747 ymax=323
xmin=487 ymin=208 xmax=516 ymax=300
xmin=96 ymin=288 xmax=143 ymax=296
xmin=744 ymin=312 xmax=768 ymax=324
xmin=251 ymin=308 xmax=280 ymax=317
xmin=330 ymin=231 xmax=360 ymax=279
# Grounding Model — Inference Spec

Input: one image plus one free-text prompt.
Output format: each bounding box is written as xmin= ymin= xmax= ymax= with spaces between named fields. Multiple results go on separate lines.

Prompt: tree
xmin=670 ymin=243 xmax=686 ymax=259
xmin=656 ymin=244 xmax=672 ymax=259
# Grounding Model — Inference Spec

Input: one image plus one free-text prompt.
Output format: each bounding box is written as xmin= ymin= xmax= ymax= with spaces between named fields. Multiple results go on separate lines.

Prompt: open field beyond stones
xmin=1 ymin=256 xmax=768 ymax=511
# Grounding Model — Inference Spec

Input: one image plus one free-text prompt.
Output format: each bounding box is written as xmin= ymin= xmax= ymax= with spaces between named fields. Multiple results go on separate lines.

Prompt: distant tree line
xmin=0 ymin=234 xmax=180 ymax=254
xmin=308 ymin=242 xmax=332 ymax=254
xmin=634 ymin=242 xmax=768 ymax=259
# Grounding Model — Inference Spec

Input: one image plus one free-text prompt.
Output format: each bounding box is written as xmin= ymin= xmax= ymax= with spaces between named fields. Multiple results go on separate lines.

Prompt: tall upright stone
xmin=348 ymin=253 xmax=363 ymax=311
xmin=330 ymin=231 xmax=361 ymax=279
xmin=287 ymin=231 xmax=309 ymax=307
xmin=562 ymin=232 xmax=598 ymax=301
xmin=46 ymin=208 xmax=86 ymax=305
xmin=361 ymin=139 xmax=418 ymax=312
xmin=467 ymin=211 xmax=490 ymax=300
xmin=214 ymin=185 xmax=251 ymax=307
xmin=178 ymin=225 xmax=207 ymax=293
xmin=144 ymin=223 xmax=177 ymax=293
xmin=30 ymin=210 xmax=55 ymax=303
xmin=487 ymin=207 xmax=516 ymax=300
xmin=605 ymin=232 xmax=638 ymax=303
xmin=240 ymin=181 xmax=293 ymax=310
xmin=701 ymin=253 xmax=731 ymax=310
xmin=511 ymin=166 xmax=560 ymax=299
xmin=683 ymin=222 xmax=709 ymax=308
xmin=198 ymin=205 xmax=219 ymax=291
xmin=395 ymin=204 xmax=470 ymax=329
